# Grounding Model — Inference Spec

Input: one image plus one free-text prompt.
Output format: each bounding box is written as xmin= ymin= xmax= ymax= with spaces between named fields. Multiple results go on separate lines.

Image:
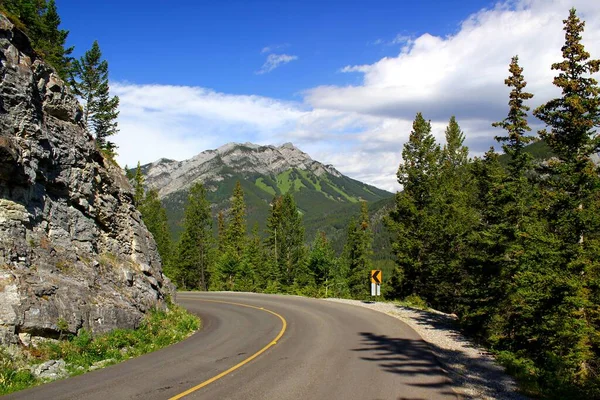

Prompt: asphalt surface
xmin=6 ymin=292 xmax=459 ymax=400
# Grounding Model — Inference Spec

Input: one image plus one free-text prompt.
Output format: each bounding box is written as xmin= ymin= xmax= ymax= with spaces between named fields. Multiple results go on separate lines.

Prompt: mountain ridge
xmin=142 ymin=142 xmax=354 ymax=198
xmin=139 ymin=142 xmax=393 ymax=241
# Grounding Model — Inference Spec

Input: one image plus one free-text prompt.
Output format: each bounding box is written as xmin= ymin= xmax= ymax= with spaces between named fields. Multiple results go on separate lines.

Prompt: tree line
xmin=1 ymin=0 xmax=120 ymax=157
xmin=130 ymin=164 xmax=376 ymax=299
xmin=386 ymin=9 xmax=599 ymax=398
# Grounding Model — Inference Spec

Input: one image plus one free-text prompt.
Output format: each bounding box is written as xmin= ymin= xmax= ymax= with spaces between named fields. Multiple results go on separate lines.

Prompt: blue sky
xmin=59 ymin=0 xmax=492 ymax=99
xmin=55 ymin=0 xmax=600 ymax=191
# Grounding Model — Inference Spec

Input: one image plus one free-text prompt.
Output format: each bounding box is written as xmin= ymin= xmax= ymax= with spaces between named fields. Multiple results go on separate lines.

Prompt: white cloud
xmin=257 ymin=53 xmax=299 ymax=74
xmin=307 ymin=0 xmax=600 ymax=124
xmin=112 ymin=83 xmax=306 ymax=167
xmin=261 ymin=43 xmax=289 ymax=54
xmin=112 ymin=0 xmax=600 ymax=193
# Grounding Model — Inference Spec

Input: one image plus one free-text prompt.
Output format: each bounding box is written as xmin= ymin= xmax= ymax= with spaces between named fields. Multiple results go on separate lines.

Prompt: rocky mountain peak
xmin=142 ymin=142 xmax=342 ymax=198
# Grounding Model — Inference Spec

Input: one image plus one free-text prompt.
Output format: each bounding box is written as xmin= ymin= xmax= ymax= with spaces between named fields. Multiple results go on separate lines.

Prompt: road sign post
xmin=370 ymin=270 xmax=382 ymax=297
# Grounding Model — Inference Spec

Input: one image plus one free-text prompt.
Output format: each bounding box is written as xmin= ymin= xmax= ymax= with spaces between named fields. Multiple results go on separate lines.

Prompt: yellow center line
xmin=169 ymin=297 xmax=287 ymax=400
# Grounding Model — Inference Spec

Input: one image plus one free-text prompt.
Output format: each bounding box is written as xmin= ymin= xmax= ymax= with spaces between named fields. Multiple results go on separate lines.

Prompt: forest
xmin=2 ymin=1 xmax=599 ymax=398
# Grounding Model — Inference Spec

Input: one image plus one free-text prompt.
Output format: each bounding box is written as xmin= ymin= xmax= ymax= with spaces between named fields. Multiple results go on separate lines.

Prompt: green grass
xmin=255 ymin=177 xmax=276 ymax=196
xmin=324 ymin=179 xmax=358 ymax=203
xmin=276 ymin=170 xmax=293 ymax=194
xmin=0 ymin=303 xmax=199 ymax=396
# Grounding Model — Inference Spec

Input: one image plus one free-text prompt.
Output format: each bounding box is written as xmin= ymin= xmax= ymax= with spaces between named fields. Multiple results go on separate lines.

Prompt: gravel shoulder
xmin=324 ymin=298 xmax=529 ymax=400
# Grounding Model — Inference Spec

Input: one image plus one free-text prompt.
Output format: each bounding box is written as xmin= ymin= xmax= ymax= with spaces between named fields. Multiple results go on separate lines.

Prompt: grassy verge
xmin=0 ymin=303 xmax=199 ymax=396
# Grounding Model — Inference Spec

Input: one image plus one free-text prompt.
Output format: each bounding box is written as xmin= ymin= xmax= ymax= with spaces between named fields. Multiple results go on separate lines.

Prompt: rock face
xmin=0 ymin=14 xmax=173 ymax=346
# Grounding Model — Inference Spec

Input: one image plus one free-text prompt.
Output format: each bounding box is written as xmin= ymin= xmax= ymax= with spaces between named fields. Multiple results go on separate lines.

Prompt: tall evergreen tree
xmin=307 ymin=232 xmax=337 ymax=296
xmin=139 ymin=189 xmax=172 ymax=274
xmin=442 ymin=116 xmax=469 ymax=168
xmin=493 ymin=56 xmax=536 ymax=175
xmin=531 ymin=8 xmax=600 ymax=392
xmin=213 ymin=182 xmax=249 ymax=291
xmin=216 ymin=211 xmax=227 ymax=252
xmin=387 ymin=112 xmax=441 ymax=300
xmin=174 ymin=182 xmax=213 ymax=290
xmin=70 ymin=40 xmax=120 ymax=155
xmin=265 ymin=193 xmax=306 ymax=290
xmin=345 ymin=201 xmax=373 ymax=298
xmin=132 ymin=161 xmax=145 ymax=207
xmin=227 ymin=181 xmax=247 ymax=258
xmin=462 ymin=58 xmax=538 ymax=347
xmin=425 ymin=116 xmax=475 ymax=311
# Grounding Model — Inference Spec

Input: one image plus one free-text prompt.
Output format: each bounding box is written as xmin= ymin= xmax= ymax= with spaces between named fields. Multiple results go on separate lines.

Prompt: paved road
xmin=6 ymin=292 xmax=458 ymax=400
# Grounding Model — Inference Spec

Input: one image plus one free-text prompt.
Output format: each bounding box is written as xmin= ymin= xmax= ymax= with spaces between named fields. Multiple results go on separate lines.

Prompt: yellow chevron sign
xmin=370 ymin=270 xmax=382 ymax=284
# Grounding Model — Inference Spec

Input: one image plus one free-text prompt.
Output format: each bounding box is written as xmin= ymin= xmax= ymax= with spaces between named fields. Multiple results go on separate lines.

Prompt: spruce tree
xmin=532 ymin=8 xmax=600 ymax=392
xmin=213 ymin=182 xmax=249 ymax=291
xmin=493 ymin=56 xmax=536 ymax=175
xmin=345 ymin=201 xmax=373 ymax=298
xmin=70 ymin=40 xmax=120 ymax=156
xmin=175 ymin=182 xmax=213 ymax=290
xmin=427 ymin=116 xmax=475 ymax=311
xmin=442 ymin=116 xmax=468 ymax=168
xmin=461 ymin=148 xmax=509 ymax=336
xmin=132 ymin=161 xmax=145 ymax=206
xmin=307 ymin=232 xmax=337 ymax=296
xmin=265 ymin=193 xmax=306 ymax=290
xmin=462 ymin=57 xmax=539 ymax=350
xmin=139 ymin=189 xmax=172 ymax=274
xmin=387 ymin=112 xmax=441 ymax=300
xmin=226 ymin=181 xmax=247 ymax=258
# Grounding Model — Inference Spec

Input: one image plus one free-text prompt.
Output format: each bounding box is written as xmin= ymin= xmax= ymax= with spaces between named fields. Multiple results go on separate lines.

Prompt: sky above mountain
xmin=57 ymin=0 xmax=600 ymax=192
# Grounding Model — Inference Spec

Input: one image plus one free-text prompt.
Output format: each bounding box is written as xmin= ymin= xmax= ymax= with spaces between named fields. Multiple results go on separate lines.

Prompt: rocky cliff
xmin=0 ymin=14 xmax=173 ymax=346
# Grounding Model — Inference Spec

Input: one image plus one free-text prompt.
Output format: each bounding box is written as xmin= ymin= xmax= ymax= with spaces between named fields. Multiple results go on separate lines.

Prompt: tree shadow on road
xmin=356 ymin=306 xmax=531 ymax=400
xmin=353 ymin=331 xmax=459 ymax=399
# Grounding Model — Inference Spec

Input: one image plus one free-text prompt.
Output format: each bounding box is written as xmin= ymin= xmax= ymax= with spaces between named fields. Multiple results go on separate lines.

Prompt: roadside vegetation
xmin=0 ymin=304 xmax=199 ymax=396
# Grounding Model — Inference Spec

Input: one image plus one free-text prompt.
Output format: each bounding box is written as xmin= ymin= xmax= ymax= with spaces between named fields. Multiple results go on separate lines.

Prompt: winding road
xmin=6 ymin=292 xmax=458 ymax=399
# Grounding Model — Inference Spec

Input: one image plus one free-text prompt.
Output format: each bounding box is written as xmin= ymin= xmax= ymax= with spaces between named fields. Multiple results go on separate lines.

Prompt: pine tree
xmin=132 ymin=161 xmax=145 ymax=206
xmin=174 ymin=182 xmax=213 ymax=290
xmin=461 ymin=57 xmax=538 ymax=347
xmin=240 ymin=225 xmax=262 ymax=291
xmin=1 ymin=0 xmax=72 ymax=77
xmin=213 ymin=182 xmax=249 ymax=291
xmin=216 ymin=211 xmax=227 ymax=252
xmin=387 ymin=112 xmax=441 ymax=300
xmin=531 ymin=8 xmax=600 ymax=392
xmin=227 ymin=181 xmax=247 ymax=258
xmin=265 ymin=193 xmax=306 ymax=290
xmin=139 ymin=189 xmax=172 ymax=274
xmin=307 ymin=232 xmax=337 ymax=296
xmin=493 ymin=56 xmax=536 ymax=175
xmin=345 ymin=201 xmax=373 ymax=298
xmin=460 ymin=148 xmax=509 ymax=336
xmin=70 ymin=40 xmax=119 ymax=155
xmin=397 ymin=113 xmax=441 ymax=207
xmin=38 ymin=0 xmax=72 ymax=77
xmin=442 ymin=116 xmax=468 ymax=168
xmin=425 ymin=116 xmax=475 ymax=311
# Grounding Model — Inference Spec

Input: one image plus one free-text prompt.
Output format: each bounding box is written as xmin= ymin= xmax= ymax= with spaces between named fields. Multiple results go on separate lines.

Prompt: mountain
xmin=140 ymin=142 xmax=393 ymax=241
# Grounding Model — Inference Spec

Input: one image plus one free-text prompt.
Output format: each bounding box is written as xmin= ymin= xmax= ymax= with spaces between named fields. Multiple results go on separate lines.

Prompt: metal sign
xmin=370 ymin=270 xmax=382 ymax=296
xmin=370 ymin=270 xmax=382 ymax=284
